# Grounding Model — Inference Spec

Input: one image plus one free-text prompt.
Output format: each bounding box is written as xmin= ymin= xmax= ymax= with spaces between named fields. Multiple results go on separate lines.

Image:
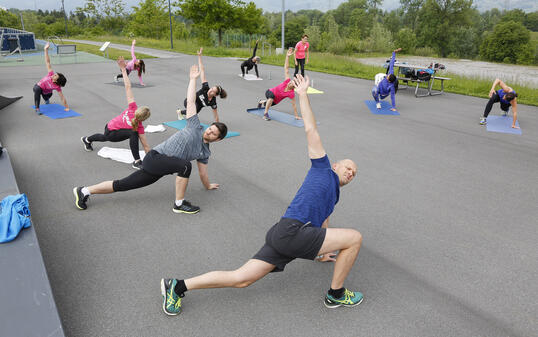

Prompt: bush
xmin=414 ymin=46 xmax=437 ymax=57
xmin=480 ymin=20 xmax=532 ymax=64
xmin=327 ymin=38 xmax=360 ymax=55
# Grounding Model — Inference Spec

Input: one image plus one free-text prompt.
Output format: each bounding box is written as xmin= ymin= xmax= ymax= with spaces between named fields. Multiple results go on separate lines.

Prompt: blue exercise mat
xmin=247 ymin=108 xmax=305 ymax=127
xmin=163 ymin=120 xmax=240 ymax=138
xmin=32 ymin=104 xmax=82 ymax=119
xmin=486 ymin=115 xmax=522 ymax=135
xmin=364 ymin=100 xmax=400 ymax=115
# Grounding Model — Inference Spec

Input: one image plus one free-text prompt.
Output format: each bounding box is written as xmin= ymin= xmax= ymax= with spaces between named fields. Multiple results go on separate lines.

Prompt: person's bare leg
xmin=88 ymin=181 xmax=114 ymax=194
xmin=264 ymin=98 xmax=274 ymax=118
xmin=317 ymin=228 xmax=362 ymax=289
xmin=175 ymin=176 xmax=189 ymax=200
xmin=185 ymin=259 xmax=275 ymax=290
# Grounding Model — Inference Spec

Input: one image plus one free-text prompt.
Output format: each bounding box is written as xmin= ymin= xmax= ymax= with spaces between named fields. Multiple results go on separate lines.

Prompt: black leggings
xmin=116 ymin=69 xmax=131 ymax=79
xmin=33 ymin=84 xmax=52 ymax=109
xmin=484 ymin=92 xmax=510 ymax=118
xmin=88 ymin=125 xmax=141 ymax=161
xmin=294 ymin=58 xmax=306 ymax=77
xmin=112 ymin=150 xmax=192 ymax=192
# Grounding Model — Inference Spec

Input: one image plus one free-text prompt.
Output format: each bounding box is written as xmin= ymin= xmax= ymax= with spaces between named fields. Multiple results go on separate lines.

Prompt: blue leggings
xmin=372 ymin=86 xmax=388 ymax=103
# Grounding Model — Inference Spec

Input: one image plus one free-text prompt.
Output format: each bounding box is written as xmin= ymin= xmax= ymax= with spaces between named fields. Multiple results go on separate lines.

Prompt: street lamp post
xmin=281 ymin=0 xmax=285 ymax=50
xmin=168 ymin=0 xmax=173 ymax=49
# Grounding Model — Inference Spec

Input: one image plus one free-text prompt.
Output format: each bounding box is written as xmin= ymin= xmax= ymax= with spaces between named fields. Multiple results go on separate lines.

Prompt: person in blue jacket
xmin=480 ymin=78 xmax=519 ymax=129
xmin=372 ymin=48 xmax=402 ymax=111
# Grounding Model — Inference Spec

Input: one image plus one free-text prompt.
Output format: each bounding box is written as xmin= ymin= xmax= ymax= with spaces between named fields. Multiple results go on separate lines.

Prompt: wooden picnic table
xmin=392 ymin=62 xmax=451 ymax=98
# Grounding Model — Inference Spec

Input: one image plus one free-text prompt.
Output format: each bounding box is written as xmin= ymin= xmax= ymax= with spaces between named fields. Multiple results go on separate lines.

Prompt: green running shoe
xmin=324 ymin=289 xmax=363 ymax=308
xmin=161 ymin=278 xmax=183 ymax=315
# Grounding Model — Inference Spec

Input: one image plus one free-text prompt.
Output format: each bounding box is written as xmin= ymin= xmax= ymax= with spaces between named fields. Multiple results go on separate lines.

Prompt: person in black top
xmin=177 ymin=48 xmax=227 ymax=122
xmin=240 ymin=39 xmax=261 ymax=78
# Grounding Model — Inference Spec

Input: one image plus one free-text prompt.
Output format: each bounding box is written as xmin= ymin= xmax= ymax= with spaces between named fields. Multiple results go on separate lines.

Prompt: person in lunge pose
xmin=257 ymin=48 xmax=300 ymax=121
xmin=74 ymin=65 xmax=227 ymax=214
xmin=479 ymin=78 xmax=519 ymax=128
xmin=114 ymin=39 xmax=146 ymax=86
xmin=81 ymin=57 xmax=151 ymax=170
xmin=33 ymin=43 xmax=68 ymax=114
xmin=240 ymin=39 xmax=261 ymax=78
xmin=371 ymin=48 xmax=402 ymax=111
xmin=177 ymin=48 xmax=227 ymax=122
xmin=293 ymin=34 xmax=309 ymax=78
xmin=160 ymin=74 xmax=363 ymax=316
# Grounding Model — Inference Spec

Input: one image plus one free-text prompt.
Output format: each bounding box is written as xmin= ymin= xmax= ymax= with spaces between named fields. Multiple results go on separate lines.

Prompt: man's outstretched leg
xmin=161 ymin=259 xmax=275 ymax=315
xmin=316 ymin=228 xmax=363 ymax=308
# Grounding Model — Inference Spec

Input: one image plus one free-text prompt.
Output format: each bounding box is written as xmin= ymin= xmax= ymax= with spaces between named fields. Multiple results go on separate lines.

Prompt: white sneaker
xmin=114 ymin=75 xmax=119 ymax=83
xmin=176 ymin=108 xmax=185 ymax=120
xmin=479 ymin=117 xmax=486 ymax=125
xmin=376 ymin=103 xmax=381 ymax=109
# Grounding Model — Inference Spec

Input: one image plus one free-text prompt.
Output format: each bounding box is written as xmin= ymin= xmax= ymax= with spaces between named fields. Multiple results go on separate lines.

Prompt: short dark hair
xmin=55 ymin=73 xmax=67 ymax=87
xmin=302 ymin=34 xmax=308 ymax=38
xmin=212 ymin=122 xmax=228 ymax=140
xmin=504 ymin=91 xmax=517 ymax=101
xmin=387 ymin=74 xmax=396 ymax=83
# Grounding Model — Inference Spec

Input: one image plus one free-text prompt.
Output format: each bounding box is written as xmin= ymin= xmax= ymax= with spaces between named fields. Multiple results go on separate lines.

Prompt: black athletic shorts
xmin=265 ymin=89 xmax=276 ymax=101
xmin=253 ymin=217 xmax=326 ymax=272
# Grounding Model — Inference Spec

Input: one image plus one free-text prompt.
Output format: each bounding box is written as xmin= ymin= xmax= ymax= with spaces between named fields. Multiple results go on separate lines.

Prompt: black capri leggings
xmin=483 ymin=92 xmax=511 ymax=118
xmin=88 ymin=125 xmax=141 ymax=161
xmin=293 ymin=58 xmax=306 ymax=77
xmin=112 ymin=150 xmax=192 ymax=192
xmin=33 ymin=84 xmax=53 ymax=109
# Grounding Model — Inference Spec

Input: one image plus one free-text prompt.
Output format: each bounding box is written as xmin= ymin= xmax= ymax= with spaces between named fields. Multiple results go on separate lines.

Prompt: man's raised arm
xmin=186 ymin=64 xmax=200 ymax=119
xmin=292 ymin=75 xmax=326 ymax=159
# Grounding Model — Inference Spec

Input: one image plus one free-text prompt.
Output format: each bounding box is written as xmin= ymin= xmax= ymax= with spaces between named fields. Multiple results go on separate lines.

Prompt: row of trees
xmin=0 ymin=0 xmax=536 ymax=64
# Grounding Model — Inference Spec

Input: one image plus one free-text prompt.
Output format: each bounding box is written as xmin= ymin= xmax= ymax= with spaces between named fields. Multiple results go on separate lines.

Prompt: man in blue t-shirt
xmin=161 ymin=75 xmax=364 ymax=316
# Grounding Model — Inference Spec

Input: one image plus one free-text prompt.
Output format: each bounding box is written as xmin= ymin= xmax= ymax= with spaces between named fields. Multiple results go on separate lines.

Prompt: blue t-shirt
xmin=497 ymin=89 xmax=515 ymax=105
xmin=283 ymin=155 xmax=340 ymax=228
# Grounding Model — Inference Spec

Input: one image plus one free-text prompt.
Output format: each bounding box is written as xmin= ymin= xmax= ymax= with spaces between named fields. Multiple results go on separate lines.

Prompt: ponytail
xmin=132 ymin=106 xmax=151 ymax=131
xmin=136 ymin=60 xmax=145 ymax=77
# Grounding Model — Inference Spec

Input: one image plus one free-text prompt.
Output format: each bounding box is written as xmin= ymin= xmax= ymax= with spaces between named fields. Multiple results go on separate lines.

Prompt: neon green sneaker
xmin=160 ymin=278 xmax=183 ymax=315
xmin=324 ymin=289 xmax=363 ymax=308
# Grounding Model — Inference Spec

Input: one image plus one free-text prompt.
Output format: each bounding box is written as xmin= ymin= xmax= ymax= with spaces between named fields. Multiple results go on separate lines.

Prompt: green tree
xmin=415 ymin=0 xmax=474 ymax=57
xmin=0 ymin=9 xmax=21 ymax=29
xmin=76 ymin=0 xmax=125 ymax=32
xmin=480 ymin=20 xmax=534 ymax=64
xmin=501 ymin=9 xmax=526 ymax=25
xmin=177 ymin=0 xmax=250 ymax=46
xmin=237 ymin=2 xmax=264 ymax=36
xmin=383 ymin=9 xmax=403 ymax=35
xmin=395 ymin=28 xmax=417 ymax=53
xmin=400 ymin=0 xmax=425 ymax=30
xmin=126 ymin=0 xmax=169 ymax=39
xmin=524 ymin=11 xmax=538 ymax=31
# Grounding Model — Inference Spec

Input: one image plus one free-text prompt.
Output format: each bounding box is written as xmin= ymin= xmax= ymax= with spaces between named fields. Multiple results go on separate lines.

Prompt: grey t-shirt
xmin=153 ymin=115 xmax=210 ymax=164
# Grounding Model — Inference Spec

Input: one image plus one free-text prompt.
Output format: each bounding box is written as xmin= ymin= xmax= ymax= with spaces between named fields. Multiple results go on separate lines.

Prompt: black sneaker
xmin=73 ymin=187 xmax=89 ymax=210
xmin=132 ymin=160 xmax=143 ymax=170
xmin=172 ymin=200 xmax=200 ymax=214
xmin=81 ymin=137 xmax=93 ymax=151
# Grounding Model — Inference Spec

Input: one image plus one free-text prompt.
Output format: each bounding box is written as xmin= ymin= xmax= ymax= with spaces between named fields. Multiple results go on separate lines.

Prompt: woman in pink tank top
xmin=293 ymin=34 xmax=309 ymax=78
xmin=33 ymin=43 xmax=69 ymax=115
xmin=114 ymin=40 xmax=146 ymax=86
xmin=257 ymin=48 xmax=301 ymax=121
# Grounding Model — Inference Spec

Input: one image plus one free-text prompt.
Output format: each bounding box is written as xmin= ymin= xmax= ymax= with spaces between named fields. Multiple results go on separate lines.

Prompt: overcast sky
xmin=0 ymin=0 xmax=533 ymax=14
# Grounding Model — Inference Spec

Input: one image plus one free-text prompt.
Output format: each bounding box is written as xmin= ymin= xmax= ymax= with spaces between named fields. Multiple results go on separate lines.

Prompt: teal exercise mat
xmin=364 ymin=100 xmax=400 ymax=115
xmin=163 ymin=120 xmax=240 ymax=138
xmin=247 ymin=107 xmax=308 ymax=127
xmin=486 ymin=115 xmax=521 ymax=135
xmin=31 ymin=104 xmax=81 ymax=119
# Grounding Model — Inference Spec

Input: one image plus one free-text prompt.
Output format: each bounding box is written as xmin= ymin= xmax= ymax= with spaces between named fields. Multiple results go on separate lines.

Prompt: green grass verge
xmin=71 ymin=41 xmax=156 ymax=61
xmin=71 ymin=35 xmax=538 ymax=106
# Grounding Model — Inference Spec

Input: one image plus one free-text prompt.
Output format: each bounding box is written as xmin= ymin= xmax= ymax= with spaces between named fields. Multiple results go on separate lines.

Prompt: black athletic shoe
xmin=73 ymin=187 xmax=89 ymax=210
xmin=172 ymin=200 xmax=200 ymax=214
xmin=132 ymin=160 xmax=143 ymax=170
xmin=81 ymin=137 xmax=93 ymax=151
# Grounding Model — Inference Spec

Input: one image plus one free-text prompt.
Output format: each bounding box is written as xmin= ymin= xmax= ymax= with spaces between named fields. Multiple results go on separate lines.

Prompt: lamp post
xmin=281 ymin=0 xmax=285 ymax=50
xmin=168 ymin=0 xmax=173 ymax=49
xmin=61 ymin=0 xmax=68 ymax=36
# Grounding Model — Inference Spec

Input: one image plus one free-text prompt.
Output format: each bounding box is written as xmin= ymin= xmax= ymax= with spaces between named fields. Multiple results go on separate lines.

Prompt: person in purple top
xmin=160 ymin=74 xmax=364 ymax=316
xmin=480 ymin=78 xmax=519 ymax=129
xmin=372 ymin=48 xmax=402 ymax=111
xmin=114 ymin=40 xmax=145 ymax=86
